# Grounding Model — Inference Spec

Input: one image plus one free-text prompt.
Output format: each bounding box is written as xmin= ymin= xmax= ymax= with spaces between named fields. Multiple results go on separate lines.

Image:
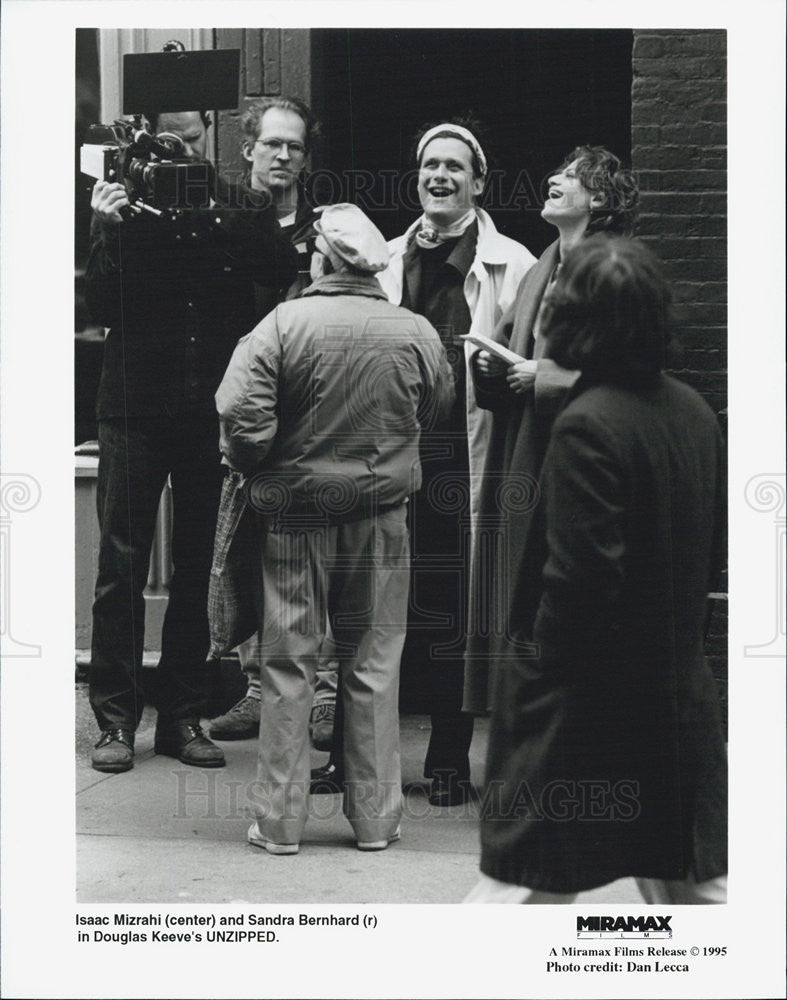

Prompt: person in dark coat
xmin=86 ymin=109 xmax=297 ymax=773
xmin=463 ymin=146 xmax=639 ymax=715
xmin=465 ymin=236 xmax=727 ymax=903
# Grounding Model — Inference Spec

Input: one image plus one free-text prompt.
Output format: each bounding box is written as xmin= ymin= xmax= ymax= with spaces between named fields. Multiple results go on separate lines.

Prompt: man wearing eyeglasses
xmin=209 ymin=96 xmax=341 ymax=747
xmin=242 ymin=96 xmax=320 ymax=300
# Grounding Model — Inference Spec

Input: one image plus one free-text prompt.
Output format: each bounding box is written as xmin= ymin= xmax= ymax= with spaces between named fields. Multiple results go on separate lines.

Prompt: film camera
xmin=80 ymin=46 xmax=240 ymax=219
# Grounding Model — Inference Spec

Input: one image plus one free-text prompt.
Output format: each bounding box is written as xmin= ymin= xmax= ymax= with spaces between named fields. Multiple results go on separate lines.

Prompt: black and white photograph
xmin=0 ymin=2 xmax=784 ymax=999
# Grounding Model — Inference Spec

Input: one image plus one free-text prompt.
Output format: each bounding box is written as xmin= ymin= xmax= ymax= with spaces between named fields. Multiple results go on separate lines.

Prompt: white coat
xmin=377 ymin=208 xmax=536 ymax=526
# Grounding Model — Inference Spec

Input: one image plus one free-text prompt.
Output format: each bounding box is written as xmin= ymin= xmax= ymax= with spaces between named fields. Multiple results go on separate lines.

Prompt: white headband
xmin=416 ymin=123 xmax=487 ymax=177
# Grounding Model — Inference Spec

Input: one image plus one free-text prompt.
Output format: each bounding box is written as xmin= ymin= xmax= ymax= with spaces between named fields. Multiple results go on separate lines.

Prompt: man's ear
xmin=310 ymin=251 xmax=333 ymax=281
xmin=472 ymin=175 xmax=485 ymax=200
xmin=241 ymin=142 xmax=254 ymax=164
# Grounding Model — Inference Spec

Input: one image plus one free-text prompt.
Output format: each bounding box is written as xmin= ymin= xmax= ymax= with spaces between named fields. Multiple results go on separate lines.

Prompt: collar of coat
xmin=213 ymin=174 xmax=275 ymax=211
xmin=299 ymin=273 xmax=388 ymax=299
xmin=509 ymin=239 xmax=561 ymax=360
xmin=394 ymin=208 xmax=516 ymax=271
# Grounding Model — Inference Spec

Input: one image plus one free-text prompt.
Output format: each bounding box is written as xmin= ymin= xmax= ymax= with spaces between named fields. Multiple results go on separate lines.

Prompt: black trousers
xmin=402 ymin=429 xmax=474 ymax=779
xmin=89 ymin=414 xmax=223 ymax=730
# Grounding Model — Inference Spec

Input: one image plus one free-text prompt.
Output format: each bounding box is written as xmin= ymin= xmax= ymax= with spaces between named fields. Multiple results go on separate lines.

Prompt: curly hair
xmin=556 ymin=145 xmax=639 ymax=236
xmin=542 ymin=235 xmax=672 ymax=379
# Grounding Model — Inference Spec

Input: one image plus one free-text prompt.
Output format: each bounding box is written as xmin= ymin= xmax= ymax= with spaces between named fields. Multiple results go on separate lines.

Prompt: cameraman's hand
xmin=91 ymin=180 xmax=129 ymax=225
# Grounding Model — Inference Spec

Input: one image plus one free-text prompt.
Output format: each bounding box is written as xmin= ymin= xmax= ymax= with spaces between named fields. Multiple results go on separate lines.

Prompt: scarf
xmin=413 ymin=209 xmax=477 ymax=250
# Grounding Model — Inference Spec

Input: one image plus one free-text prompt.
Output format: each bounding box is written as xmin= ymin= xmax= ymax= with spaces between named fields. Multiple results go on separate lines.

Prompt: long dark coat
xmin=479 ymin=373 xmax=728 ymax=892
xmin=464 ymin=241 xmax=578 ymax=713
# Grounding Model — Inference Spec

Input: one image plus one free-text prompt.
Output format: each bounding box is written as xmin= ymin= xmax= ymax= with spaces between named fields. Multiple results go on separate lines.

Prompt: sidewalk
xmin=76 ymin=681 xmax=639 ymax=905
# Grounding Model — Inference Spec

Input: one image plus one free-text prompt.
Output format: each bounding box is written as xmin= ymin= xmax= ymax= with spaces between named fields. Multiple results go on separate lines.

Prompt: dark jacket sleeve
xmin=84 ymin=185 xmax=298 ymax=329
xmin=708 ymin=421 xmax=727 ymax=594
xmin=471 ymin=292 xmax=518 ymax=411
xmin=414 ymin=318 xmax=456 ymax=430
xmin=84 ymin=217 xmax=127 ymax=329
xmin=533 ymin=410 xmax=627 ymax=657
xmin=471 ymin=297 xmax=578 ymax=423
xmin=206 ymin=181 xmax=298 ymax=294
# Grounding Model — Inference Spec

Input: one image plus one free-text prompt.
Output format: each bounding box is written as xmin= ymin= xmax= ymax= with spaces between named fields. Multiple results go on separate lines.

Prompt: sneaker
xmin=309 ymin=700 xmax=336 ymax=751
xmin=209 ymin=696 xmax=261 ymax=740
xmin=247 ymin=822 xmax=299 ymax=855
xmin=91 ymin=728 xmax=135 ymax=773
xmin=357 ymin=826 xmax=401 ymax=852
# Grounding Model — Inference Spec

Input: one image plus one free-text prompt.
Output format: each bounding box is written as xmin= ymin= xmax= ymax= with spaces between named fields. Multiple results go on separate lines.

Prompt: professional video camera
xmin=80 ymin=44 xmax=240 ymax=220
xmin=81 ymin=118 xmax=214 ymax=215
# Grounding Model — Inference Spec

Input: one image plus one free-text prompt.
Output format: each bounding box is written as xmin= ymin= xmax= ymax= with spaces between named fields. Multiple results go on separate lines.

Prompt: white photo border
xmin=1 ymin=2 xmax=784 ymax=998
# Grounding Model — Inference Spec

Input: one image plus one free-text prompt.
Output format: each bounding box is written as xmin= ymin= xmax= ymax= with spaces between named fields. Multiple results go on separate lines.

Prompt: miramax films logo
xmin=577 ymin=916 xmax=672 ymax=938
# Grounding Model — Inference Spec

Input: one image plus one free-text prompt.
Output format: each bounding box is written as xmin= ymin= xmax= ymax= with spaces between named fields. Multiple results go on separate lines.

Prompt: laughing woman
xmin=463 ymin=146 xmax=639 ymax=716
xmin=466 ymin=236 xmax=727 ymax=903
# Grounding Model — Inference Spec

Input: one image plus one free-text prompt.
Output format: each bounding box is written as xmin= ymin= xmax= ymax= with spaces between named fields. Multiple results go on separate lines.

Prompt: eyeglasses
xmin=255 ymin=138 xmax=306 ymax=156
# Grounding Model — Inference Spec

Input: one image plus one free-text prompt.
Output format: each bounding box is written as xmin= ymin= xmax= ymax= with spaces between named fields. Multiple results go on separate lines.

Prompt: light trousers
xmin=238 ymin=632 xmax=339 ymax=703
xmin=251 ymin=505 xmax=409 ymax=846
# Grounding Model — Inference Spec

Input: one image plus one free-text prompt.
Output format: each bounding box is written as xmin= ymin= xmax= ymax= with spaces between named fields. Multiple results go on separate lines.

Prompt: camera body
xmin=81 ymin=119 xmax=212 ymax=212
xmin=80 ymin=48 xmax=240 ymax=218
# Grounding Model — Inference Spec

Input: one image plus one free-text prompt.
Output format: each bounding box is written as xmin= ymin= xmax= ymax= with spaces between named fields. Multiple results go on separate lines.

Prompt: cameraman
xmin=86 ymin=109 xmax=297 ymax=774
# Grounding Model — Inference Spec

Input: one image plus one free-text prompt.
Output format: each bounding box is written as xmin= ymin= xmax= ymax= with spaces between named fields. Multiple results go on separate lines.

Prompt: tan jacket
xmin=216 ymin=273 xmax=454 ymax=519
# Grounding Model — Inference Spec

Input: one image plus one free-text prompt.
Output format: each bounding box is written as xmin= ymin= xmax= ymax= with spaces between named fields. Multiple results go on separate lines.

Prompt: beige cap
xmin=313 ymin=204 xmax=389 ymax=273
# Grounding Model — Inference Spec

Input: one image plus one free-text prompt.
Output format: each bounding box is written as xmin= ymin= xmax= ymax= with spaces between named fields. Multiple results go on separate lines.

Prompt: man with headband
xmin=372 ymin=119 xmax=535 ymax=806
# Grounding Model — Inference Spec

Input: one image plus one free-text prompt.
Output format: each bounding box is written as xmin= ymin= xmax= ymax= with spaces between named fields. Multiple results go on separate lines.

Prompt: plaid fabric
xmin=207 ymin=469 xmax=259 ymax=658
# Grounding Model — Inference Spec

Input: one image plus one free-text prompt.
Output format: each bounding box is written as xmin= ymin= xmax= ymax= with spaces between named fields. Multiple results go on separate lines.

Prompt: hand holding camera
xmin=81 ymin=48 xmax=241 ymax=224
xmin=91 ymin=180 xmax=131 ymax=225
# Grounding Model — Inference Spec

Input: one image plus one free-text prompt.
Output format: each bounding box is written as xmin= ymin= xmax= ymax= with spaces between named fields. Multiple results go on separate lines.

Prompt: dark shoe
xmin=209 ymin=695 xmax=261 ymax=741
xmin=428 ymin=772 xmax=471 ymax=807
xmin=154 ymin=721 xmax=226 ymax=768
xmin=309 ymin=761 xmax=344 ymax=794
xmin=91 ymin=729 xmax=135 ymax=773
xmin=309 ymin=699 xmax=336 ymax=752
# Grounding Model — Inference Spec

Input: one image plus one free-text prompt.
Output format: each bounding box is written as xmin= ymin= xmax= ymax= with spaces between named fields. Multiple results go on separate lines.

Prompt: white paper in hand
xmin=461 ymin=332 xmax=526 ymax=365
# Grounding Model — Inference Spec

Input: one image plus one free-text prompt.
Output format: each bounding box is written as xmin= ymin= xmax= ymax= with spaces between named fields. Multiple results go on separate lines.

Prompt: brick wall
xmin=631 ymin=30 xmax=728 ymax=722
xmin=215 ymin=29 xmax=312 ymax=182
xmin=631 ymin=29 xmax=727 ymax=417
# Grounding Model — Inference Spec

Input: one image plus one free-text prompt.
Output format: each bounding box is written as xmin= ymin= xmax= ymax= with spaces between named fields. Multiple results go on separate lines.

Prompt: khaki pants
xmin=238 ymin=632 xmax=338 ymax=704
xmin=251 ymin=505 xmax=409 ymax=846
